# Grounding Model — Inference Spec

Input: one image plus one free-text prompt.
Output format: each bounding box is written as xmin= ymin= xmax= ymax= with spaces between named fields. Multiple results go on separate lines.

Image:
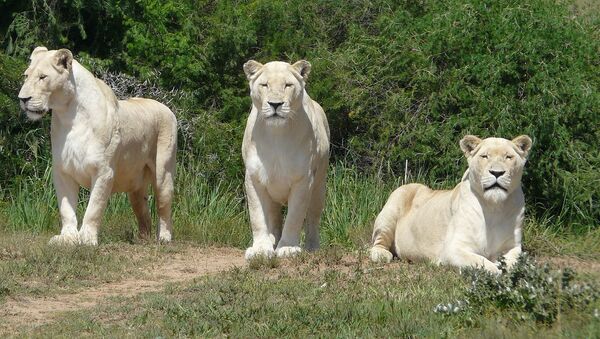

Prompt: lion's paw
xmin=276 ymin=246 xmax=302 ymax=258
xmin=159 ymin=230 xmax=172 ymax=243
xmin=78 ymin=228 xmax=98 ymax=246
xmin=369 ymin=246 xmax=393 ymax=263
xmin=48 ymin=232 xmax=80 ymax=246
xmin=245 ymin=246 xmax=275 ymax=261
xmin=485 ymin=263 xmax=502 ymax=275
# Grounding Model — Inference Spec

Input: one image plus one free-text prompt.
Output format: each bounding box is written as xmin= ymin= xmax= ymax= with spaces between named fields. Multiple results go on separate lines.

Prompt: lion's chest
xmin=52 ymin=126 xmax=105 ymax=189
xmin=458 ymin=207 xmax=520 ymax=260
xmin=443 ymin=186 xmax=524 ymax=260
xmin=480 ymin=212 xmax=519 ymax=258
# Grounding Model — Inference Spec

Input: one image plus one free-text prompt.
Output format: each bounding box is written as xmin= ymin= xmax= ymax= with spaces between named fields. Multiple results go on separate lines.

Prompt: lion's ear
xmin=460 ymin=135 xmax=482 ymax=157
xmin=55 ymin=49 xmax=73 ymax=71
xmin=512 ymin=135 xmax=532 ymax=157
xmin=292 ymin=60 xmax=311 ymax=81
xmin=243 ymin=60 xmax=263 ymax=80
xmin=30 ymin=46 xmax=48 ymax=60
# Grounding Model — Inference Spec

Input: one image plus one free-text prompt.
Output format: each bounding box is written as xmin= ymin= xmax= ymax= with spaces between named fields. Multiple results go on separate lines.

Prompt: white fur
xmin=242 ymin=60 xmax=330 ymax=259
xmin=18 ymin=47 xmax=177 ymax=245
xmin=370 ymin=135 xmax=532 ymax=274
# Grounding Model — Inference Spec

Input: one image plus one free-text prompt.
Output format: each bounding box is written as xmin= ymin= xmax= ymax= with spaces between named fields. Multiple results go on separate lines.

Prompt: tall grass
xmin=1 ymin=161 xmax=598 ymax=257
xmin=321 ymin=164 xmax=397 ymax=248
xmin=2 ymin=162 xmax=57 ymax=233
xmin=1 ymin=162 xmax=400 ymax=248
xmin=173 ymin=164 xmax=248 ymax=247
xmin=0 ymin=162 xmax=250 ymax=246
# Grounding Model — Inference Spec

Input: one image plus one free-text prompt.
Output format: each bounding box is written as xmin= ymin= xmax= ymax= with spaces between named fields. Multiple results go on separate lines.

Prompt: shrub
xmin=1 ymin=0 xmax=598 ymax=227
xmin=435 ymin=253 xmax=599 ymax=324
xmin=319 ymin=0 xmax=600 ymax=227
xmin=0 ymin=53 xmax=51 ymax=195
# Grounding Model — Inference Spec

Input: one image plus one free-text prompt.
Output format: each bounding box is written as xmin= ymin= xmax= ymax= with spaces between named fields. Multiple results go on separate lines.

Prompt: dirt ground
xmin=1 ymin=246 xmax=598 ymax=335
xmin=0 ymin=247 xmax=245 ymax=334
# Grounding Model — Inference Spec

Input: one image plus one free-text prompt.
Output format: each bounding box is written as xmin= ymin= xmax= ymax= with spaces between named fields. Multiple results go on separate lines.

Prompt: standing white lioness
xmin=18 ymin=47 xmax=177 ymax=245
xmin=370 ymin=135 xmax=532 ymax=274
xmin=242 ymin=60 xmax=330 ymax=260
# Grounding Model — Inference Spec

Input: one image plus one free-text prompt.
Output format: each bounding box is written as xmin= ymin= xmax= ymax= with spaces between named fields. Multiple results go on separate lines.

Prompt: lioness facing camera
xmin=18 ymin=47 xmax=177 ymax=245
xmin=370 ymin=135 xmax=532 ymax=274
xmin=242 ymin=60 xmax=330 ymax=260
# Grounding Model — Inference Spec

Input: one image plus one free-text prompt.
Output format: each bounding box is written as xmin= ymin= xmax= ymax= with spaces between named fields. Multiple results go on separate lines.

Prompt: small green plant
xmin=435 ymin=253 xmax=599 ymax=324
xmin=247 ymin=254 xmax=280 ymax=270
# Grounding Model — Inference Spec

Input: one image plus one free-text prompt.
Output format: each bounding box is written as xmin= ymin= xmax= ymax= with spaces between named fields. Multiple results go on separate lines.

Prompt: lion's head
xmin=460 ymin=135 xmax=532 ymax=203
xmin=243 ymin=60 xmax=311 ymax=126
xmin=18 ymin=46 xmax=74 ymax=121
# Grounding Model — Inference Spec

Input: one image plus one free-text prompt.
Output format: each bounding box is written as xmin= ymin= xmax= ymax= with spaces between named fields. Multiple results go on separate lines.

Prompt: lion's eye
xmin=39 ymin=75 xmax=47 ymax=80
xmin=285 ymin=83 xmax=293 ymax=88
xmin=480 ymin=154 xmax=488 ymax=159
xmin=260 ymin=83 xmax=268 ymax=88
xmin=506 ymin=155 xmax=514 ymax=160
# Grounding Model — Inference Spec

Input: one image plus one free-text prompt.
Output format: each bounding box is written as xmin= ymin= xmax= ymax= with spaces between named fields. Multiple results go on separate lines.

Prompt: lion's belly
xmin=55 ymin=134 xmax=154 ymax=193
xmin=111 ymin=162 xmax=152 ymax=193
xmin=259 ymin=166 xmax=309 ymax=205
xmin=266 ymin=180 xmax=291 ymax=205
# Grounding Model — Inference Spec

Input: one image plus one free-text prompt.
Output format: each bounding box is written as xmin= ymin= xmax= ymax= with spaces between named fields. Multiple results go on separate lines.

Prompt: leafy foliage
xmin=0 ymin=0 xmax=598 ymax=226
xmin=0 ymin=53 xmax=50 ymax=194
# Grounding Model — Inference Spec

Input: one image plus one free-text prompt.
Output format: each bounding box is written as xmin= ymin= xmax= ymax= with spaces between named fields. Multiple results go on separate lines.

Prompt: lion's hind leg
xmin=153 ymin=114 xmax=177 ymax=243
xmin=370 ymin=185 xmax=419 ymax=263
xmin=128 ymin=187 xmax=152 ymax=239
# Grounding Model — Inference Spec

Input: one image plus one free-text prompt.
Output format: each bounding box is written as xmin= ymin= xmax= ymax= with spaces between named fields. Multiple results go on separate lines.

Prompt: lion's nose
xmin=19 ymin=96 xmax=32 ymax=104
xmin=268 ymin=102 xmax=283 ymax=110
xmin=489 ymin=170 xmax=505 ymax=178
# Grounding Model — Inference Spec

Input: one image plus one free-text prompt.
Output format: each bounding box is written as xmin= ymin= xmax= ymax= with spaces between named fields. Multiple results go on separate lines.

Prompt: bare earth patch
xmin=0 ymin=247 xmax=245 ymax=334
xmin=539 ymin=256 xmax=600 ymax=276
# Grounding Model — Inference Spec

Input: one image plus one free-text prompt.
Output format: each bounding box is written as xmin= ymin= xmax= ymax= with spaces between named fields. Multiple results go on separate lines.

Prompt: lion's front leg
xmin=304 ymin=165 xmax=327 ymax=252
xmin=79 ymin=168 xmax=114 ymax=246
xmin=245 ymin=173 xmax=279 ymax=260
xmin=276 ymin=179 xmax=310 ymax=258
xmin=49 ymin=169 xmax=80 ymax=245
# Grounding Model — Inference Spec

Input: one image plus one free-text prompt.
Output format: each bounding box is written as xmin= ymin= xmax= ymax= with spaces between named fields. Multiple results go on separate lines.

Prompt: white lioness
xmin=18 ymin=47 xmax=177 ymax=245
xmin=242 ymin=60 xmax=330 ymax=260
xmin=370 ymin=135 xmax=532 ymax=274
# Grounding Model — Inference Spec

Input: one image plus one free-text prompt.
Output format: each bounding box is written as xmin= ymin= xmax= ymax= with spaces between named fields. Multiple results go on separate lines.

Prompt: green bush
xmin=0 ymin=53 xmax=51 ymax=194
xmin=328 ymin=0 xmax=600 ymax=227
xmin=1 ymin=0 xmax=598 ymax=228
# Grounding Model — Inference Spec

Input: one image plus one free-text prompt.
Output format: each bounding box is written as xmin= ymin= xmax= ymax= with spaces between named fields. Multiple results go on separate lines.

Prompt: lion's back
xmin=118 ymin=98 xmax=176 ymax=134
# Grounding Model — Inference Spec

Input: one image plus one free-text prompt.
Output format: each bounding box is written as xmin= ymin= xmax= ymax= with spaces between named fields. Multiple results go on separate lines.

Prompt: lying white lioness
xmin=370 ymin=135 xmax=532 ymax=274
xmin=242 ymin=60 xmax=330 ymax=259
xmin=18 ymin=47 xmax=177 ymax=245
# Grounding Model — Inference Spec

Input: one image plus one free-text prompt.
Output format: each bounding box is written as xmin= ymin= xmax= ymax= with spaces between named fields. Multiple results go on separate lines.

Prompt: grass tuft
xmin=247 ymin=255 xmax=280 ymax=270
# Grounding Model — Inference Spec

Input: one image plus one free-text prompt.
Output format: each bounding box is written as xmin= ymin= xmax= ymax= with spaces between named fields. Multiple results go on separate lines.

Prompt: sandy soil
xmin=0 ymin=247 xmax=245 ymax=333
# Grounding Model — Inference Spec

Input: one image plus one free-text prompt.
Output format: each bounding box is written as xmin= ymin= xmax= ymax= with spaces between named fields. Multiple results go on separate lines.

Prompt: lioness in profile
xmin=242 ymin=60 xmax=330 ymax=260
xmin=370 ymin=135 xmax=532 ymax=274
xmin=18 ymin=47 xmax=177 ymax=245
